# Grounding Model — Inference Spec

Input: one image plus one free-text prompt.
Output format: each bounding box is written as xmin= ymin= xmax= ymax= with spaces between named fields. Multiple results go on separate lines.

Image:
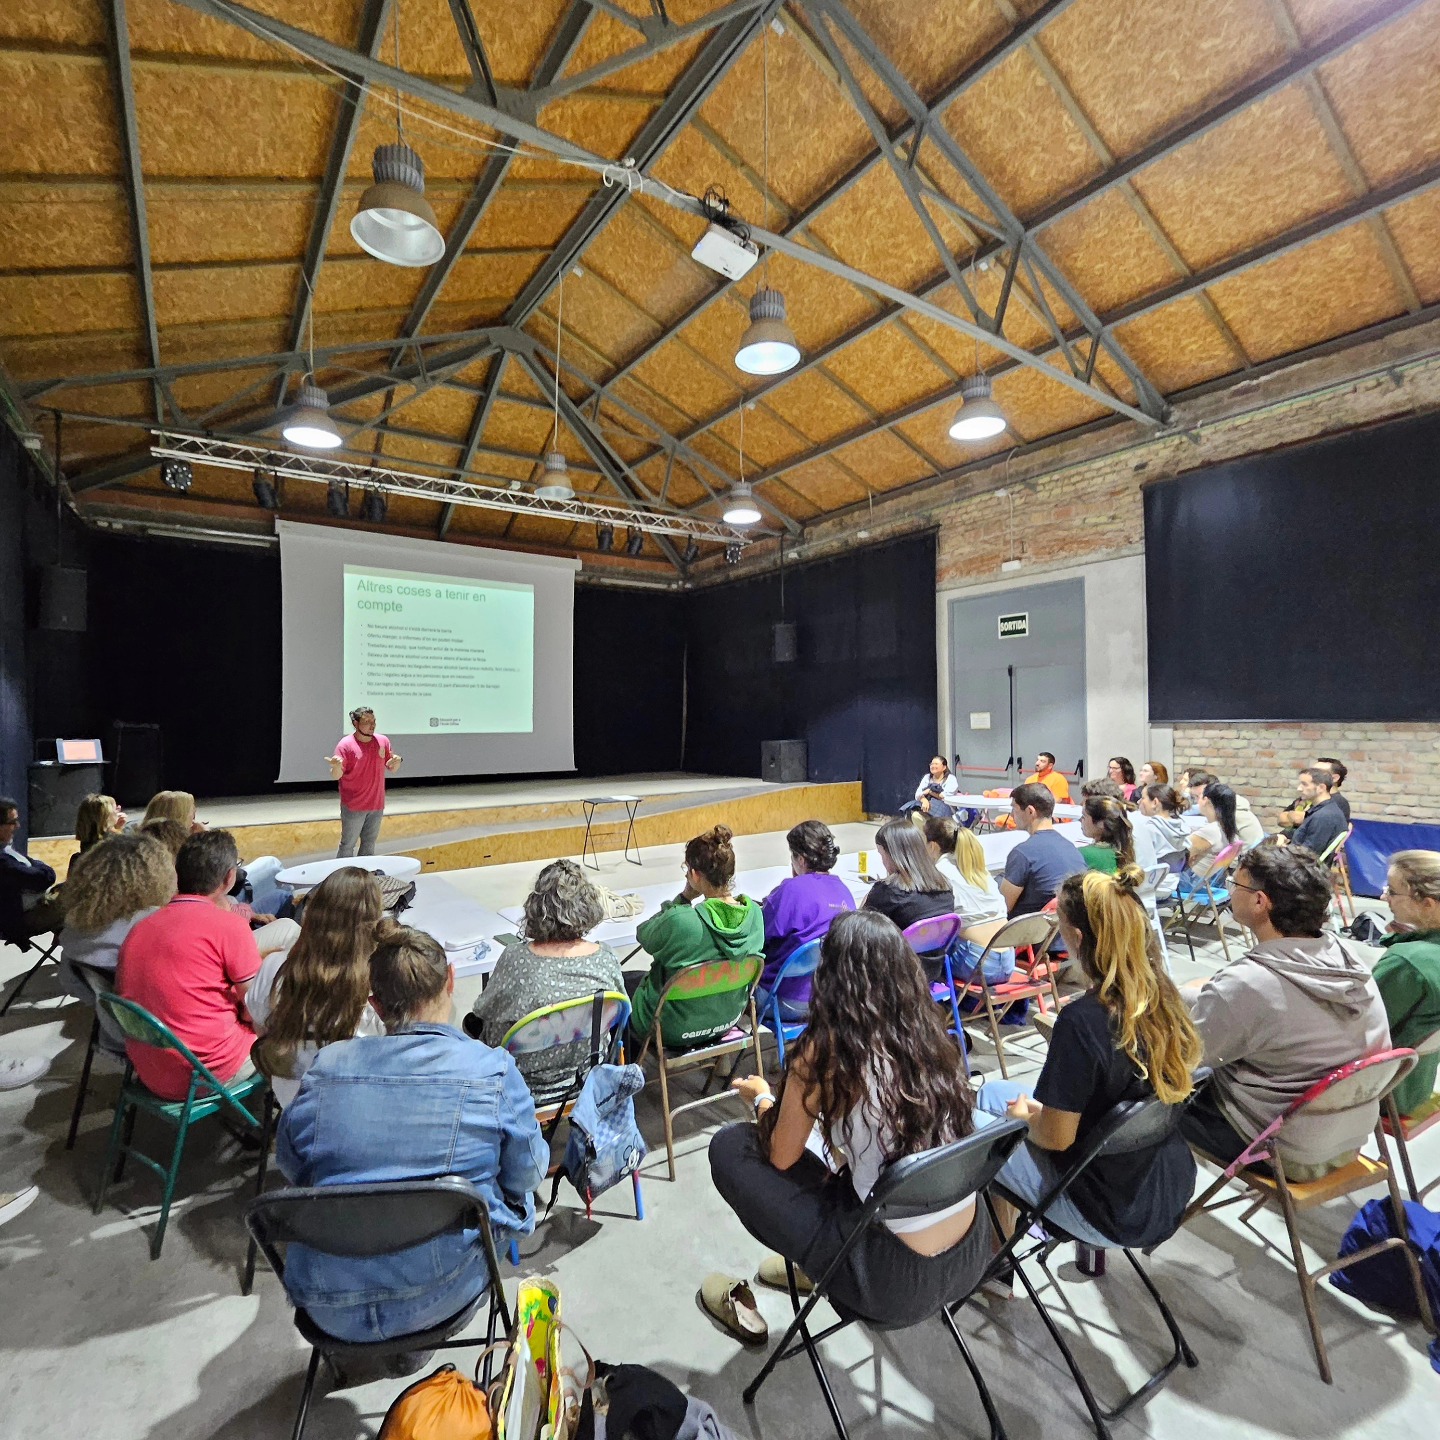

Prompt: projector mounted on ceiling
xmin=691 ymin=222 xmax=759 ymax=281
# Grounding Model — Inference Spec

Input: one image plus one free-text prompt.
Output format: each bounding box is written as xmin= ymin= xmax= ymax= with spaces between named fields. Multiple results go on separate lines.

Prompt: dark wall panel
xmin=1146 ymin=410 xmax=1440 ymax=722
xmin=0 ymin=433 xmax=33 ymax=826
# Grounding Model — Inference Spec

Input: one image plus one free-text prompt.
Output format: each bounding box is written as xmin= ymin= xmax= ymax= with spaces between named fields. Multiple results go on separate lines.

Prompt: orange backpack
xmin=378 ymin=1363 xmax=493 ymax=1440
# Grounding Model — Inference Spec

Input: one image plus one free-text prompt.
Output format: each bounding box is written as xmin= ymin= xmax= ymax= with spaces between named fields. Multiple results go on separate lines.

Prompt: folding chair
xmin=1316 ymin=824 xmax=1355 ymax=926
xmin=92 ymin=992 xmax=273 ymax=1260
xmin=64 ymin=960 xmax=129 ymax=1150
xmin=631 ymin=954 xmax=765 ymax=1180
xmin=1161 ymin=840 xmax=1243 ymax=962
xmin=743 ymin=1120 xmax=1029 ymax=1440
xmin=958 ymin=912 xmax=1062 ymax=1078
xmin=980 ymin=1088 xmax=1209 ymax=1439
xmin=1182 ymin=1049 xmax=1435 ymax=1383
xmin=502 ymin=989 xmax=644 ymax=1222
xmin=1382 ymin=1025 xmax=1440 ymax=1203
xmin=246 ymin=1177 xmax=513 ymax=1440
xmin=901 ymin=912 xmax=965 ymax=1043
xmin=0 ymin=933 xmax=63 ymax=1017
xmin=758 ymin=936 xmax=822 ymax=1065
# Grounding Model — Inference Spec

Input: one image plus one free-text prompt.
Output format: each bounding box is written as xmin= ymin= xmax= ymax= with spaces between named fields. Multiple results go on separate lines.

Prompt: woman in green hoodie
xmin=628 ymin=825 xmax=766 ymax=1052
xmin=1376 ymin=850 xmax=1440 ymax=1118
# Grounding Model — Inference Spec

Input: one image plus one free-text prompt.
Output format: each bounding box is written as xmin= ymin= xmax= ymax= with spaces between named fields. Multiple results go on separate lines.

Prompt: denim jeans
xmin=973 ymin=1080 xmax=1121 ymax=1248
xmin=338 ymin=807 xmax=384 ymax=858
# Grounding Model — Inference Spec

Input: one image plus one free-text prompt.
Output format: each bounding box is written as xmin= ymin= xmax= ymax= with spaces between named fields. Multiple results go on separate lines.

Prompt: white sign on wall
xmin=998 ymin=612 xmax=1029 ymax=639
xmin=969 ymin=711 xmax=991 ymax=730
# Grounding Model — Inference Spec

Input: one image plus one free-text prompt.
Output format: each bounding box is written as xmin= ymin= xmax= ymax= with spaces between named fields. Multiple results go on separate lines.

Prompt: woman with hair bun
xmin=629 ymin=825 xmax=765 ymax=1051
xmin=1078 ymin=796 xmax=1136 ymax=875
xmin=757 ymin=820 xmax=855 ymax=1019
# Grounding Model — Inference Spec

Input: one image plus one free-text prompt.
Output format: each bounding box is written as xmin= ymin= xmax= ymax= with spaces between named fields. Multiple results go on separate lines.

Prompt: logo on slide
xmin=430 ymin=716 xmax=438 ymax=727
xmin=430 ymin=716 xmax=460 ymax=728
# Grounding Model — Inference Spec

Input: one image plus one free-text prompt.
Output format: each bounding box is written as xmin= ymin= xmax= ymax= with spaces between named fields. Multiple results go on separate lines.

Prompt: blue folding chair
xmin=760 ymin=937 xmax=823 ymax=1065
xmin=901 ymin=914 xmax=968 ymax=1072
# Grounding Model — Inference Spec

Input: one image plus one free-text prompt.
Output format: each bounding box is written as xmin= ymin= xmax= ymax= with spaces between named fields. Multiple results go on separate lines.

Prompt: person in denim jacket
xmin=276 ymin=920 xmax=547 ymax=1343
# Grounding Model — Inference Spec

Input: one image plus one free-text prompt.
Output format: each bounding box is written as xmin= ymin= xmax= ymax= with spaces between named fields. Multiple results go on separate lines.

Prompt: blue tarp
xmin=1347 ymin=819 xmax=1440 ymax=897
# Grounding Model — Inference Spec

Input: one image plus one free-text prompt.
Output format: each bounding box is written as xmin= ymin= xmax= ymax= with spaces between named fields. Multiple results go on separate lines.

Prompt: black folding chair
xmin=979 ymin=1084 xmax=1208 ymax=1440
xmin=246 ymin=1177 xmax=513 ymax=1440
xmin=0 ymin=933 xmax=63 ymax=1016
xmin=743 ymin=1119 xmax=1028 ymax=1440
xmin=64 ymin=959 xmax=128 ymax=1149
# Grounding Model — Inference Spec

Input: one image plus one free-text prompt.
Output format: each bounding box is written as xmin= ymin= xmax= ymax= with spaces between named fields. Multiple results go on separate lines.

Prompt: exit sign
xmin=998 ymin=612 xmax=1029 ymax=639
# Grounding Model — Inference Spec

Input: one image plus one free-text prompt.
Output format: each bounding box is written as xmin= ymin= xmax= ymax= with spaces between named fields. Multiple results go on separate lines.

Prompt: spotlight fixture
xmin=595 ymin=522 xmax=614 ymax=553
xmin=326 ymin=479 xmax=349 ymax=517
xmin=735 ymin=286 xmax=800 ymax=376
xmin=160 ymin=458 xmax=192 ymax=493
xmin=251 ymin=469 xmax=280 ymax=511
xmin=725 ymin=542 xmax=743 ymax=565
xmin=683 ymin=537 xmax=701 ymax=565
xmin=535 ymin=450 xmax=575 ymax=502
xmin=948 ymin=373 xmax=1008 ymax=442
xmin=361 ymin=488 xmax=388 ymax=524
xmin=723 ymin=481 xmax=761 ymax=526
xmin=624 ymin=528 xmax=645 ymax=557
xmin=283 ymin=383 xmax=344 ymax=449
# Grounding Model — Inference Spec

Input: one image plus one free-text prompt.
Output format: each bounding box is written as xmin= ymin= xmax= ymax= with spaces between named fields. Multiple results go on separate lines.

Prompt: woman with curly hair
xmin=247 ymin=867 xmax=385 ymax=1106
xmin=61 ymin=832 xmax=176 ymax=989
xmin=705 ymin=908 xmax=990 ymax=1336
xmin=976 ymin=864 xmax=1202 ymax=1264
xmin=469 ymin=859 xmax=625 ymax=1103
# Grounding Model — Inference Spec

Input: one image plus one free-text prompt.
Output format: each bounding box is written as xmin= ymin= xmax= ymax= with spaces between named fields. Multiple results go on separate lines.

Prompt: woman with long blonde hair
xmin=75 ymin=794 xmax=125 ymax=853
xmin=142 ymin=790 xmax=203 ymax=833
xmin=975 ymin=862 xmax=1202 ymax=1261
xmin=247 ymin=867 xmax=385 ymax=1106
xmin=922 ymin=816 xmax=1012 ymax=985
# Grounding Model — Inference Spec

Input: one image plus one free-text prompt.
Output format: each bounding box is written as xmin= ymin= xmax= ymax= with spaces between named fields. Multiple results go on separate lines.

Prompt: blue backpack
xmin=546 ymin=1062 xmax=646 ymax=1216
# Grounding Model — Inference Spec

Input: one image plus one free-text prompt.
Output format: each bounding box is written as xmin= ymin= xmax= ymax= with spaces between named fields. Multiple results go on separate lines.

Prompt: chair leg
xmin=744 ymin=1286 xmax=850 ymax=1440
xmin=116 ymin=1103 xmax=137 ymax=1182
xmin=1271 ymin=1164 xmax=1332 ymax=1384
xmin=985 ymin=990 xmax=1009 ymax=1080
xmin=66 ymin=1014 xmax=101 ymax=1151
xmin=941 ymin=1306 xmax=1009 ymax=1440
xmin=1010 ymin=1258 xmax=1113 ymax=1440
xmin=0 ymin=946 xmax=55 ymax=1017
xmin=151 ymin=1099 xmax=196 ymax=1261
xmin=1386 ymin=1098 xmax=1420 ymax=1205
xmin=631 ymin=1167 xmax=645 ymax=1221
xmin=656 ymin=1057 xmax=677 ymax=1182
xmin=1214 ymin=902 xmax=1232 ymax=962
xmin=94 ymin=1089 xmax=132 ymax=1214
xmin=242 ymin=1090 xmax=277 ymax=1294
xmin=291 ymin=1347 xmax=322 ymax=1440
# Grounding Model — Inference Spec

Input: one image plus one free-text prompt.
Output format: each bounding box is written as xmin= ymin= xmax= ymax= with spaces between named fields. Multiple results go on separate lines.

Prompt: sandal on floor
xmin=699 ymin=1274 xmax=769 ymax=1345
xmin=755 ymin=1254 xmax=814 ymax=1294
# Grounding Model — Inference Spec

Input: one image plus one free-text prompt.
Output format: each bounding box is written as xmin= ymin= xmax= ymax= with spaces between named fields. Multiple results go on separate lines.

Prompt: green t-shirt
xmin=1079 ymin=843 xmax=1119 ymax=875
xmin=1374 ymin=929 xmax=1440 ymax=1116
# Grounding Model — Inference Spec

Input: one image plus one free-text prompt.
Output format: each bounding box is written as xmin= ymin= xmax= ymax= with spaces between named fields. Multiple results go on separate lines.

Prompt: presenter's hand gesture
xmin=385 ymin=752 xmax=403 ymax=772
xmin=324 ymin=755 xmax=344 ymax=780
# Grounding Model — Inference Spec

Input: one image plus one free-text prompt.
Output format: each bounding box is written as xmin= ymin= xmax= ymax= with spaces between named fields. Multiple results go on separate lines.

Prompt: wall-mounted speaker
xmin=761 ymin=739 xmax=808 ymax=784
xmin=39 ymin=566 xmax=87 ymax=632
xmin=772 ymin=621 xmax=797 ymax=663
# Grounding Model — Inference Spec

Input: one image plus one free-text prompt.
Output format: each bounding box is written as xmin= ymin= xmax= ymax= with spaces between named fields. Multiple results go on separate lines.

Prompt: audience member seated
xmin=1138 ymin=760 xmax=1169 ymax=787
xmin=75 ymin=793 xmax=126 ymax=854
xmin=1136 ymin=784 xmax=1189 ymax=864
xmin=116 ymin=830 xmax=262 ymax=1101
xmin=1079 ymin=796 xmax=1137 ymax=874
xmin=757 ymin=821 xmax=854 ymax=1021
xmin=707 ymin=910 xmax=992 ymax=1331
xmin=1081 ymin=777 xmax=1125 ymax=802
xmin=138 ymin=816 xmax=189 ymax=861
xmin=1281 ymin=757 xmax=1352 ymax=832
xmin=629 ymin=826 xmax=765 ymax=1052
xmin=1186 ymin=783 xmax=1245 ymax=872
xmin=1180 ymin=844 xmax=1390 ymax=1179
xmin=908 ymin=755 xmax=960 ymax=818
xmin=470 ymin=859 xmax=625 ymax=1103
xmin=60 ymin=832 xmax=175 ymax=998
xmin=862 ymin=819 xmax=954 ymax=981
xmin=1186 ymin=772 xmax=1265 ymax=844
xmin=923 ymin=817 xmax=1011 ymax=986
xmin=0 ymin=796 xmax=62 ymax=944
xmin=975 ymin=865 xmax=1201 ymax=1266
xmin=275 ymin=922 xmax=547 ymax=1345
xmin=1107 ymin=756 xmax=1138 ymax=800
xmin=1024 ymin=752 xmax=1071 ymax=804
xmin=1287 ymin=766 xmax=1348 ymax=858
xmin=142 ymin=790 xmax=204 ymax=834
xmin=248 ymin=868 xmax=386 ymax=1107
xmin=1000 ymin=783 xmax=1085 ymax=928
xmin=1372 ymin=850 xmax=1440 ymax=1119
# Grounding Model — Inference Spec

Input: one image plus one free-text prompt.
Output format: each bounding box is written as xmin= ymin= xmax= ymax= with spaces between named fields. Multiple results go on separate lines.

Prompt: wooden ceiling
xmin=3 ymin=0 xmax=1439 ymax=572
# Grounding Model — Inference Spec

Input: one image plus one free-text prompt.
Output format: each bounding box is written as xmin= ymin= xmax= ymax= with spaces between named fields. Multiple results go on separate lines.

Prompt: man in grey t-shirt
xmin=1000 ymin=782 xmax=1086 ymax=928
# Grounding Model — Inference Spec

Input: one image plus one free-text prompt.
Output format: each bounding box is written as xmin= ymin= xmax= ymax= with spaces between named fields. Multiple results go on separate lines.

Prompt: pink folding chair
xmin=1182 ymin=1048 xmax=1435 ymax=1383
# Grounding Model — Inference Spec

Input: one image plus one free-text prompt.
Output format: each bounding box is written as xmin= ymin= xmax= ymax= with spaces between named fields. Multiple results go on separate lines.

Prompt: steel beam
xmin=446 ymin=0 xmax=498 ymax=103
xmin=455 ymin=351 xmax=510 ymax=482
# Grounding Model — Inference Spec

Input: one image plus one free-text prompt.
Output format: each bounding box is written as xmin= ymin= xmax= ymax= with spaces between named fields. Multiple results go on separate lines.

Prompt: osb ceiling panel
xmin=0 ymin=186 xmax=133 ymax=270
xmin=1039 ymin=188 xmax=1185 ymax=315
xmin=1112 ymin=297 xmax=1246 ymax=393
xmin=760 ymin=367 xmax=874 ymax=444
xmin=838 ymin=0 xmax=1009 ymax=107
xmin=1385 ymin=188 xmax=1440 ymax=303
xmin=818 ymin=324 xmax=954 ymax=415
xmin=829 ymin=427 xmax=936 ymax=491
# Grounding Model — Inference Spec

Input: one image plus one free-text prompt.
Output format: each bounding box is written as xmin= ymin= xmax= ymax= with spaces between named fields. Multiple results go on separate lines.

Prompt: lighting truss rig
xmin=148 ymin=432 xmax=754 ymax=545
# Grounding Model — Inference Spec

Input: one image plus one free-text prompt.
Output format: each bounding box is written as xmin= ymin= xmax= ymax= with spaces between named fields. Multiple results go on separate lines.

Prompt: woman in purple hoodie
xmin=758 ymin=821 xmax=856 ymax=1019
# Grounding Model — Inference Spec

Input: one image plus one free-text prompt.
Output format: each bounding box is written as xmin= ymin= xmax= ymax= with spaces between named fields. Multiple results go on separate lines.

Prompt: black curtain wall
xmin=0 ymin=432 xmax=33 ymax=826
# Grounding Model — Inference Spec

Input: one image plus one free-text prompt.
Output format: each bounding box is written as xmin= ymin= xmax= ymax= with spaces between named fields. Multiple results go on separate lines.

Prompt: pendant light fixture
xmin=535 ymin=278 xmax=576 ymax=501
xmin=723 ymin=403 xmax=762 ymax=525
xmin=282 ymin=287 xmax=343 ymax=449
xmin=949 ymin=253 xmax=1008 ymax=443
xmin=350 ymin=7 xmax=444 ymax=268
xmin=735 ymin=29 xmax=799 ymax=376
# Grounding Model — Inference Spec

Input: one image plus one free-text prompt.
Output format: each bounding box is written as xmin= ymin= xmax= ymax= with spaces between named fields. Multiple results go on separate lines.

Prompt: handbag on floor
xmin=377 ymin=1361 xmax=495 ymax=1440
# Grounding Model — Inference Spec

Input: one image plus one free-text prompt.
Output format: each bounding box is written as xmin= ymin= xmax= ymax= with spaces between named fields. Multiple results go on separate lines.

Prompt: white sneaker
xmin=0 ymin=1055 xmax=49 ymax=1091
xmin=0 ymin=1186 xmax=38 ymax=1228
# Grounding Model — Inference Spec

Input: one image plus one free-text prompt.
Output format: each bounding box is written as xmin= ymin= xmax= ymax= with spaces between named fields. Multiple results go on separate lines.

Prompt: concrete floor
xmin=2 ymin=824 xmax=1437 ymax=1439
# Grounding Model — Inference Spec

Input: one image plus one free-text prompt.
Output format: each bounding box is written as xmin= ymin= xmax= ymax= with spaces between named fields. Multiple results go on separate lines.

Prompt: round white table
xmin=276 ymin=854 xmax=423 ymax=890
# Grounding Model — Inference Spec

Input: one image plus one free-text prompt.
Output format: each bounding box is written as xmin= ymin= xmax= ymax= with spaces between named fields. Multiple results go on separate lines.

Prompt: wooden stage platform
xmin=32 ymin=774 xmax=864 ymax=880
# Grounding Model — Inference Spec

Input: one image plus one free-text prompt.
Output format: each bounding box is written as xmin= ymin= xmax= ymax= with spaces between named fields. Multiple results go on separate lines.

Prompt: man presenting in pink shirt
xmin=327 ymin=705 xmax=403 ymax=858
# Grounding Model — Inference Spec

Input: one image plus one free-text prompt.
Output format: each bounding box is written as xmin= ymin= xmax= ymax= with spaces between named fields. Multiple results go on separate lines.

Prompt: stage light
xmin=595 ymin=523 xmax=614 ymax=552
xmin=683 ymin=537 xmax=701 ymax=564
xmin=351 ymin=142 xmax=444 ymax=268
xmin=283 ymin=383 xmax=343 ymax=449
xmin=625 ymin=528 xmax=645 ymax=557
xmin=949 ymin=373 xmax=1007 ymax=442
xmin=723 ymin=481 xmax=761 ymax=525
xmin=361 ymin=488 xmax=388 ymax=524
xmin=161 ymin=459 xmax=192 ymax=493
xmin=735 ymin=286 xmax=800 ymax=376
xmin=252 ymin=469 xmax=280 ymax=510
xmin=535 ymin=450 xmax=575 ymax=501
xmin=725 ymin=542 xmax=743 ymax=565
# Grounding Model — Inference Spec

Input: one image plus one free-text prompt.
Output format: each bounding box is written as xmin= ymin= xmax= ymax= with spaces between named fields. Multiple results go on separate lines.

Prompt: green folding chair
xmin=93 ymin=993 xmax=272 ymax=1261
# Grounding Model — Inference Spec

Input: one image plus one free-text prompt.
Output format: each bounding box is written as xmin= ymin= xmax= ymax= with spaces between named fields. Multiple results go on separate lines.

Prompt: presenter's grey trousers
xmin=338 ymin=806 xmax=384 ymax=858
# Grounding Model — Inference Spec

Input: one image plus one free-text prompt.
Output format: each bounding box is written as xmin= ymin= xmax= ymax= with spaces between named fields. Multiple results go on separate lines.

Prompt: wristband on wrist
xmin=752 ymin=1093 xmax=774 ymax=1117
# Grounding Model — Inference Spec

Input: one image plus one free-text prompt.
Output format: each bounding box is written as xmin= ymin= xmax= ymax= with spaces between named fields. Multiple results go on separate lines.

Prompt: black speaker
xmin=761 ymin=739 xmax=808 ymax=784
xmin=28 ymin=760 xmax=104 ymax=837
xmin=772 ymin=622 xmax=797 ymax=663
xmin=110 ymin=721 xmax=163 ymax=807
xmin=39 ymin=566 xmax=87 ymax=632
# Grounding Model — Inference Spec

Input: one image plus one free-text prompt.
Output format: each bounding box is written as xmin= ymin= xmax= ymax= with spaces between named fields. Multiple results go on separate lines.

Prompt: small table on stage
xmin=276 ymin=854 xmax=423 ymax=891
xmin=579 ymin=795 xmax=643 ymax=871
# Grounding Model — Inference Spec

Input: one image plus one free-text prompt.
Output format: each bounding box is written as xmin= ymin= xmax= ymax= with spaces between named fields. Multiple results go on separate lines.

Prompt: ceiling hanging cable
xmin=283 ymin=272 xmax=343 ymax=449
xmin=536 ymin=278 xmax=575 ymax=500
xmin=725 ymin=400 xmax=761 ymax=524
xmin=735 ymin=25 xmax=800 ymax=376
xmin=350 ymin=1 xmax=444 ymax=267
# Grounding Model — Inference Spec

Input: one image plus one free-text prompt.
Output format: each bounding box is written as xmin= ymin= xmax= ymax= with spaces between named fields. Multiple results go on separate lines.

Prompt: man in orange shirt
xmin=1025 ymin=752 xmax=1071 ymax=805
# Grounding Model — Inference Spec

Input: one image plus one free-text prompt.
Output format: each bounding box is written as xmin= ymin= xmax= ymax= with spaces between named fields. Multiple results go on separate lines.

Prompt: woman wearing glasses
xmin=1374 ymin=851 xmax=1440 ymax=1119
